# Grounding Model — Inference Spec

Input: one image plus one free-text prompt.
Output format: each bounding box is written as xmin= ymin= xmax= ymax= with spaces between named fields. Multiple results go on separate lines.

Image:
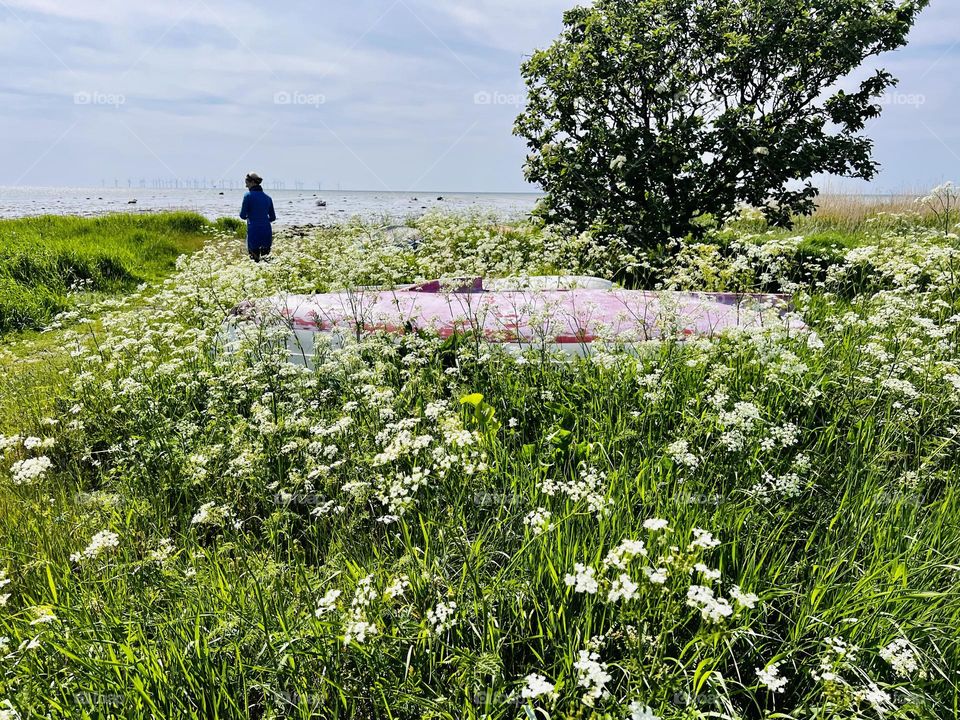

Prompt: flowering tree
xmin=515 ymin=0 xmax=930 ymax=249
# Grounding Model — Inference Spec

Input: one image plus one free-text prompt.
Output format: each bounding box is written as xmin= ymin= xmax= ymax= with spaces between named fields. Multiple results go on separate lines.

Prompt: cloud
xmin=0 ymin=0 xmax=957 ymax=192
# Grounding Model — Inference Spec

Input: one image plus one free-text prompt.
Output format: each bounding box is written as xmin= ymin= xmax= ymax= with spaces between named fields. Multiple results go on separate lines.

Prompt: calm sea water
xmin=0 ymin=187 xmax=541 ymax=225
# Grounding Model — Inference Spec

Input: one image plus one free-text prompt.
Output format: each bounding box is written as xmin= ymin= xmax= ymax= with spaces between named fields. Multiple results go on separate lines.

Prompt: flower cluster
xmin=540 ymin=463 xmax=612 ymax=517
xmin=426 ymin=601 xmax=457 ymax=636
xmin=70 ymin=531 xmax=120 ymax=563
xmin=573 ymin=649 xmax=612 ymax=707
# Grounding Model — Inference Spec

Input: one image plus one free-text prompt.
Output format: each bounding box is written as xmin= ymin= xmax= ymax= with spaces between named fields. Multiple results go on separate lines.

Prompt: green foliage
xmin=215 ymin=216 xmax=247 ymax=238
xmin=1 ymin=215 xmax=959 ymax=718
xmin=0 ymin=213 xmax=209 ymax=334
xmin=515 ymin=0 xmax=930 ymax=252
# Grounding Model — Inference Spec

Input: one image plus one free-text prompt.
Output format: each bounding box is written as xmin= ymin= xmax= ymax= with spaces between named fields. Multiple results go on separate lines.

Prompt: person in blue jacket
xmin=240 ymin=172 xmax=277 ymax=262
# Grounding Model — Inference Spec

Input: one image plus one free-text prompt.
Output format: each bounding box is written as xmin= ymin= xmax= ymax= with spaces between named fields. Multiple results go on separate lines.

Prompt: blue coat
xmin=240 ymin=187 xmax=276 ymax=249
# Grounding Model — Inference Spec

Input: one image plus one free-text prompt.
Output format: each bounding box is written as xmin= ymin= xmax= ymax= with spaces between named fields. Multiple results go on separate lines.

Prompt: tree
xmin=515 ymin=0 xmax=929 ymax=251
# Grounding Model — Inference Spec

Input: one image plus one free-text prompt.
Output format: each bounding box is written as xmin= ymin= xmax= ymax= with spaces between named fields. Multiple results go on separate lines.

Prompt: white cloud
xmin=0 ymin=0 xmax=957 ymax=191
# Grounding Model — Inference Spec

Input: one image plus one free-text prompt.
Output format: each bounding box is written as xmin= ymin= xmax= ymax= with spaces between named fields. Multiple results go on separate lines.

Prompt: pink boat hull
xmin=232 ymin=281 xmax=803 ymax=348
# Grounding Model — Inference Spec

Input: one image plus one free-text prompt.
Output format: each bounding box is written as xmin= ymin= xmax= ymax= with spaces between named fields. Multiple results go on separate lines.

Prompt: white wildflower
xmin=520 ymin=673 xmax=557 ymax=700
xmin=427 ymin=601 xmax=458 ymax=635
xmin=0 ymin=700 xmax=19 ymax=720
xmin=643 ymin=567 xmax=668 ymax=585
xmin=315 ymin=589 xmax=342 ymax=617
xmin=603 ymin=539 xmax=647 ymax=569
xmin=757 ymin=662 xmax=788 ymax=693
xmin=693 ymin=563 xmax=721 ymax=581
xmin=686 ymin=585 xmax=733 ymax=622
xmin=880 ymin=638 xmax=924 ymax=679
xmin=524 ymin=508 xmax=552 ymax=536
xmin=147 ymin=538 xmax=175 ymax=563
xmin=70 ymin=531 xmax=120 ymax=563
xmin=688 ymin=528 xmax=720 ymax=550
xmin=384 ymin=575 xmax=409 ymax=600
xmin=574 ymin=649 xmax=611 ymax=707
xmin=29 ymin=611 xmax=58 ymax=626
xmin=190 ymin=501 xmax=234 ymax=527
xmin=729 ymin=585 xmax=759 ymax=609
xmin=643 ymin=518 xmax=670 ymax=532
xmin=10 ymin=457 xmax=53 ymax=485
xmin=854 ymin=682 xmax=892 ymax=713
xmin=343 ymin=618 xmax=377 ymax=645
xmin=607 ymin=573 xmax=640 ymax=603
xmin=564 ymin=564 xmax=599 ymax=594
xmin=667 ymin=439 xmax=699 ymax=469
xmin=629 ymin=702 xmax=661 ymax=720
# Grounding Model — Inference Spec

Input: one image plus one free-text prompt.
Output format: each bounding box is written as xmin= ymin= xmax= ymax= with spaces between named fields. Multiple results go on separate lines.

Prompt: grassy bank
xmin=0 ymin=212 xmax=212 ymax=334
xmin=0 ymin=212 xmax=957 ymax=719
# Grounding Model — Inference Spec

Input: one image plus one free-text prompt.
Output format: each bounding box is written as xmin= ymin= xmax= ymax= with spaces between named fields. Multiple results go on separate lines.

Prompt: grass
xmin=0 ymin=212 xmax=211 ymax=334
xmin=0 ymin=211 xmax=959 ymax=719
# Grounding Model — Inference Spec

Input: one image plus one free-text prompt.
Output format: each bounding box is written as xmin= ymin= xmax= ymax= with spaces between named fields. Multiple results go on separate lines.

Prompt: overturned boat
xmin=226 ymin=276 xmax=804 ymax=362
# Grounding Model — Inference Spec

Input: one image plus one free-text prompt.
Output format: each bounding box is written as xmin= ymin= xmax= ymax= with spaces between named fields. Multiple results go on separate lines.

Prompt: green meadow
xmin=0 ymin=213 xmax=224 ymax=334
xmin=0 ymin=207 xmax=958 ymax=719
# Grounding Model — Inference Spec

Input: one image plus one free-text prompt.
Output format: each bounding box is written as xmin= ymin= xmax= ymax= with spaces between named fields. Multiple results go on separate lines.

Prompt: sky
xmin=0 ymin=0 xmax=958 ymax=193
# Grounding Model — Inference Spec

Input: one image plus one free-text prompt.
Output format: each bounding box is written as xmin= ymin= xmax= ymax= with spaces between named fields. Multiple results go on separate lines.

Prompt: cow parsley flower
xmin=29 ymin=611 xmax=58 ymax=626
xmin=880 ymin=638 xmax=924 ymax=679
xmin=854 ymin=682 xmax=892 ymax=713
xmin=22 ymin=437 xmax=55 ymax=451
xmin=147 ymin=538 xmax=175 ymax=563
xmin=729 ymin=585 xmax=759 ymax=609
xmin=524 ymin=508 xmax=552 ymax=536
xmin=603 ymin=539 xmax=646 ymax=569
xmin=10 ymin=457 xmax=53 ymax=485
xmin=607 ymin=573 xmax=639 ymax=603
xmin=667 ymin=439 xmax=699 ymax=469
xmin=564 ymin=564 xmax=599 ymax=594
xmin=693 ymin=563 xmax=721 ymax=581
xmin=343 ymin=618 xmax=377 ymax=645
xmin=540 ymin=464 xmax=612 ymax=517
xmin=643 ymin=518 xmax=670 ymax=532
xmin=688 ymin=528 xmax=720 ymax=550
xmin=70 ymin=531 xmax=120 ymax=563
xmin=427 ymin=601 xmax=457 ymax=635
xmin=315 ymin=589 xmax=342 ymax=617
xmin=190 ymin=501 xmax=235 ymax=528
xmin=574 ymin=650 xmax=611 ymax=707
xmin=629 ymin=702 xmax=661 ymax=720
xmin=757 ymin=661 xmax=788 ymax=693
xmin=384 ymin=575 xmax=409 ymax=600
xmin=0 ymin=699 xmax=20 ymax=720
xmin=643 ymin=567 xmax=668 ymax=585
xmin=520 ymin=673 xmax=557 ymax=700
xmin=686 ymin=585 xmax=733 ymax=622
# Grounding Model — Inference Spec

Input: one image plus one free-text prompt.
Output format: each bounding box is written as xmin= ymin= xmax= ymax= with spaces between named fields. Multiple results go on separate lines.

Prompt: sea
xmin=0 ymin=187 xmax=541 ymax=225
